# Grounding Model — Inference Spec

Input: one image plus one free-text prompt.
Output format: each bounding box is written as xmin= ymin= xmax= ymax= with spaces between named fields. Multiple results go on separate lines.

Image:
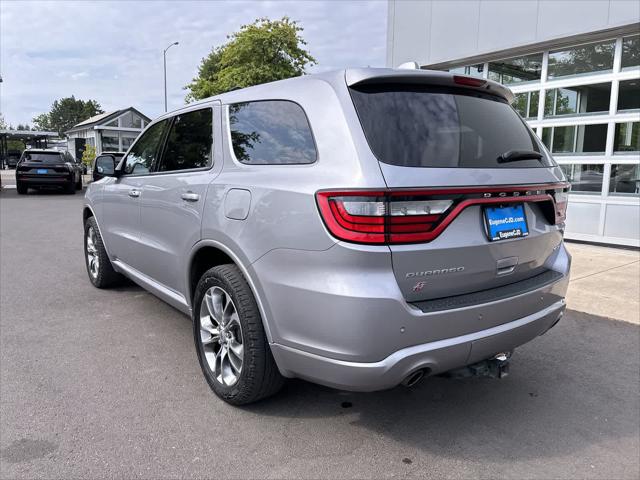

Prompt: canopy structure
xmin=0 ymin=130 xmax=59 ymax=166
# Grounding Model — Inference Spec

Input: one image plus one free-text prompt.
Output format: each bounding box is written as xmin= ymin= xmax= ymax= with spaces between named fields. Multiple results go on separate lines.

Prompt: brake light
xmin=316 ymin=184 xmax=569 ymax=245
xmin=453 ymin=75 xmax=487 ymax=87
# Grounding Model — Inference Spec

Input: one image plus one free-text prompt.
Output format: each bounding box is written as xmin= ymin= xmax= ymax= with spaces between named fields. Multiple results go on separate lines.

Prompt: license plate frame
xmin=483 ymin=203 xmax=529 ymax=242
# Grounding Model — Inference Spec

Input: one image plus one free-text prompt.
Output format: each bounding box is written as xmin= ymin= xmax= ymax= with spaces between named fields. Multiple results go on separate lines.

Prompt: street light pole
xmin=163 ymin=41 xmax=179 ymax=112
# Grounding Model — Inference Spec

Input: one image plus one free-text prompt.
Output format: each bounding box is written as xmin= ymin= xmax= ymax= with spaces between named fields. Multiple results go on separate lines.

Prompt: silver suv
xmin=83 ymin=69 xmax=571 ymax=405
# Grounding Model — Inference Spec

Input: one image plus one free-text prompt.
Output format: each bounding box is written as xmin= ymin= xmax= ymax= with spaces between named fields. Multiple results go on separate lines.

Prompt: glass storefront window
xmin=513 ymin=91 xmax=539 ymax=118
xmin=559 ymin=164 xmax=605 ymax=194
xmin=449 ymin=64 xmax=484 ymax=78
xmin=544 ymin=83 xmax=611 ymax=117
xmin=614 ymin=122 xmax=640 ymax=153
xmin=552 ymin=126 xmax=577 ymax=153
xmin=609 ymin=164 xmax=640 ymax=196
xmin=513 ymin=93 xmax=527 ymax=117
xmin=542 ymin=124 xmax=607 ymax=155
xmin=541 ymin=128 xmax=552 ymax=149
xmin=488 ymin=53 xmax=542 ymax=84
xmin=102 ymin=134 xmax=119 ymax=151
xmin=555 ymin=88 xmax=579 ymax=115
xmin=617 ymin=79 xmax=640 ymax=111
xmin=547 ymin=40 xmax=615 ymax=78
xmin=621 ymin=35 xmax=640 ymax=70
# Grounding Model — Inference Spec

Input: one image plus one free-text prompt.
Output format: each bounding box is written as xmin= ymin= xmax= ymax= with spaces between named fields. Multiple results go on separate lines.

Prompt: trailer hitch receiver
xmin=444 ymin=352 xmax=512 ymax=379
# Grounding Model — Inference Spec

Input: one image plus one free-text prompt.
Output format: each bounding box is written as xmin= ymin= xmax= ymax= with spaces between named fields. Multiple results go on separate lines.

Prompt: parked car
xmin=4 ymin=150 xmax=22 ymax=169
xmin=92 ymin=152 xmax=125 ymax=182
xmin=83 ymin=68 xmax=571 ymax=405
xmin=16 ymin=149 xmax=83 ymax=194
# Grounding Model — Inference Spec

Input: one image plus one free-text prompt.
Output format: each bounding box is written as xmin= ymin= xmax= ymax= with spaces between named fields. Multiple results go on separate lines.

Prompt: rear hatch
xmin=346 ymin=73 xmax=568 ymax=303
xmin=17 ymin=152 xmax=70 ymax=177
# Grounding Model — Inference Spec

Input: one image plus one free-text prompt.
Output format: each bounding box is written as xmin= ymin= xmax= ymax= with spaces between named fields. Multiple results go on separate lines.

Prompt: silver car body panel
xmin=84 ymin=68 xmax=571 ymax=391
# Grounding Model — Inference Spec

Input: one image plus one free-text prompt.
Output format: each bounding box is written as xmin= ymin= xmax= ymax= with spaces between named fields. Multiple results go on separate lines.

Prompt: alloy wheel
xmin=86 ymin=227 xmax=100 ymax=279
xmin=199 ymin=286 xmax=244 ymax=386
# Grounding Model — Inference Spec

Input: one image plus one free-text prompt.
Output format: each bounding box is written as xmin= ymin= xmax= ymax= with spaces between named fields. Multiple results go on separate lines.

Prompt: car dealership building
xmin=387 ymin=0 xmax=640 ymax=246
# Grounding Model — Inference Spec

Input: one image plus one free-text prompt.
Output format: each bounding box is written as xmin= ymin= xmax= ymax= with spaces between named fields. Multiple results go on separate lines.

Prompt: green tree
xmin=185 ymin=17 xmax=315 ymax=101
xmin=32 ymin=96 xmax=104 ymax=136
xmin=0 ymin=114 xmax=7 ymax=130
xmin=81 ymin=144 xmax=96 ymax=169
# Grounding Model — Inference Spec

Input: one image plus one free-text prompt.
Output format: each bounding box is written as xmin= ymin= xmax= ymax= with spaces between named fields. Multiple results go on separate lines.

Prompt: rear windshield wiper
xmin=497 ymin=150 xmax=543 ymax=164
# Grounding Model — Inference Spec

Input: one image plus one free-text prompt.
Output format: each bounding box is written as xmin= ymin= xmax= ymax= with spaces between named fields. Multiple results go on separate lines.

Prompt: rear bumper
xmin=252 ymin=239 xmax=571 ymax=391
xmin=271 ymin=299 xmax=565 ymax=391
xmin=18 ymin=175 xmax=72 ymax=186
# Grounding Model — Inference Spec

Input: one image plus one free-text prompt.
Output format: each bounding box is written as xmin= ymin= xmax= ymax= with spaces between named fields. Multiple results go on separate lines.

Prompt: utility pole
xmin=163 ymin=42 xmax=179 ymax=112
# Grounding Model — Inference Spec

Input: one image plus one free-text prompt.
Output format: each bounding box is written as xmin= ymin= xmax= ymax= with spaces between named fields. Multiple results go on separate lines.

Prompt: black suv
xmin=16 ymin=150 xmax=83 ymax=194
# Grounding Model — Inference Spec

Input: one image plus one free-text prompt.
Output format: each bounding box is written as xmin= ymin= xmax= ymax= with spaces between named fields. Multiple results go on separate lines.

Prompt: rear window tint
xmin=20 ymin=152 xmax=63 ymax=163
xmin=229 ymin=101 xmax=316 ymax=165
xmin=349 ymin=84 xmax=552 ymax=168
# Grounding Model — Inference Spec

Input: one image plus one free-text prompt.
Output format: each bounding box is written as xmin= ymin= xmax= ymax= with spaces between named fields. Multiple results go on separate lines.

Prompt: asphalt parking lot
xmin=1 ymin=187 xmax=639 ymax=479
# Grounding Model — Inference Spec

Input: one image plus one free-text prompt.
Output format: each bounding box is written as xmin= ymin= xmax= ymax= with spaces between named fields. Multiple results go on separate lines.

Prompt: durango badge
xmin=405 ymin=267 xmax=465 ymax=279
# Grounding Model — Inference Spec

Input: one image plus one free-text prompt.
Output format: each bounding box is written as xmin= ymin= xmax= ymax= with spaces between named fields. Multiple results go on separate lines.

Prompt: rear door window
xmin=157 ymin=108 xmax=213 ymax=172
xmin=228 ymin=100 xmax=316 ymax=165
xmin=349 ymin=84 xmax=552 ymax=169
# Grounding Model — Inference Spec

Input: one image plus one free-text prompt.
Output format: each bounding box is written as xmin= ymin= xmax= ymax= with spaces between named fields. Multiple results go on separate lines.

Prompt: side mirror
xmin=94 ymin=155 xmax=117 ymax=181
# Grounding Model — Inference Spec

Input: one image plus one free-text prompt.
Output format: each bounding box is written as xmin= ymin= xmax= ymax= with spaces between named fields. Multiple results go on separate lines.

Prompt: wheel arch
xmin=82 ymin=204 xmax=113 ymax=261
xmin=82 ymin=205 xmax=94 ymax=223
xmin=186 ymin=240 xmax=274 ymax=342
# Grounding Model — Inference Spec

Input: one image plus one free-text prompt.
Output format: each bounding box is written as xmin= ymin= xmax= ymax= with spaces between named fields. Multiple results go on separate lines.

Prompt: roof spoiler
xmin=345 ymin=68 xmax=514 ymax=104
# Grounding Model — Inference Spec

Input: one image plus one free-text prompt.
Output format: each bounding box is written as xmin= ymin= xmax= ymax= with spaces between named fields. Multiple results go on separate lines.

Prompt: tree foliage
xmin=32 ymin=96 xmax=104 ymax=136
xmin=81 ymin=144 xmax=97 ymax=167
xmin=185 ymin=17 xmax=315 ymax=101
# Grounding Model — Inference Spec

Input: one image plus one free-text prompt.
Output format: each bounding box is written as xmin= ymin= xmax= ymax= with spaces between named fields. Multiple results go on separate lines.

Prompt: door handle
xmin=128 ymin=189 xmax=141 ymax=198
xmin=181 ymin=192 xmax=200 ymax=202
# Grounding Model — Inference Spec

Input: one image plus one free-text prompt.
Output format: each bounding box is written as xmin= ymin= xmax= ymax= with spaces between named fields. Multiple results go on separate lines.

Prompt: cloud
xmin=70 ymin=72 xmax=89 ymax=80
xmin=0 ymin=0 xmax=387 ymax=126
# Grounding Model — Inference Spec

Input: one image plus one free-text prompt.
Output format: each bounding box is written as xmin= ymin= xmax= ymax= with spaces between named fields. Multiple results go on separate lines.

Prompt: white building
xmin=66 ymin=107 xmax=150 ymax=156
xmin=387 ymin=0 xmax=640 ymax=246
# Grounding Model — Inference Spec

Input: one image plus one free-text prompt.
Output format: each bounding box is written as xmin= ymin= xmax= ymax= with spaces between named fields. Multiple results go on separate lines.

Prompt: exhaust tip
xmin=401 ymin=369 xmax=426 ymax=388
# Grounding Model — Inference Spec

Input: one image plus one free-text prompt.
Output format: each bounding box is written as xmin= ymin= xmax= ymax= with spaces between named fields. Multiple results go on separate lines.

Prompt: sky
xmin=0 ymin=0 xmax=387 ymax=127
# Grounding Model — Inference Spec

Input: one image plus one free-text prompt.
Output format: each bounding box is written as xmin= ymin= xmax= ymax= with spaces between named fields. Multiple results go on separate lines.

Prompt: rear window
xmin=349 ymin=84 xmax=552 ymax=168
xmin=20 ymin=152 xmax=63 ymax=163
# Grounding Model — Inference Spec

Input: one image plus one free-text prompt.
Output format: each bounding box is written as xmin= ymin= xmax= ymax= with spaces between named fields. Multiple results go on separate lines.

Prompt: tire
xmin=66 ymin=180 xmax=76 ymax=194
xmin=84 ymin=216 xmax=123 ymax=288
xmin=193 ymin=264 xmax=284 ymax=405
xmin=16 ymin=182 xmax=27 ymax=195
xmin=75 ymin=175 xmax=83 ymax=191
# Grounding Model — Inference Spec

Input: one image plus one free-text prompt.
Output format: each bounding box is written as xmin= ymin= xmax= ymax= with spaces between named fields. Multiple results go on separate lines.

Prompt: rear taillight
xmin=317 ymin=191 xmax=458 ymax=244
xmin=553 ymin=187 xmax=570 ymax=225
xmin=317 ymin=184 xmax=569 ymax=245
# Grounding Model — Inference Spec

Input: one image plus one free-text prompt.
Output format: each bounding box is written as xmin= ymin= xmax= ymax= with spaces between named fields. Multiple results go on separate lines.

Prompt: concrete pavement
xmin=565 ymin=242 xmax=640 ymax=324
